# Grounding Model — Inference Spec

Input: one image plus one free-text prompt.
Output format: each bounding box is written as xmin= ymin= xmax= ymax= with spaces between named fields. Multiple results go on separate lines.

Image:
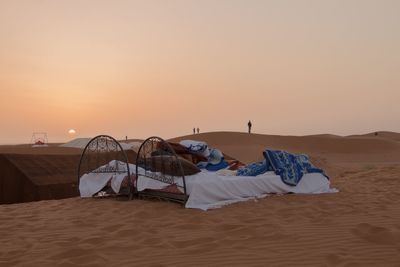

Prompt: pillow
xmin=154 ymin=142 xmax=208 ymax=164
xmin=196 ymin=148 xmax=229 ymax=171
xmin=145 ymin=155 xmax=201 ymax=176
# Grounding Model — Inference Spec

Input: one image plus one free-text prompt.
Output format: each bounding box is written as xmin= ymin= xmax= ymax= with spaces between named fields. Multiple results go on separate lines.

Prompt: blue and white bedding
xmin=236 ymin=150 xmax=328 ymax=186
xmin=179 ymin=140 xmax=210 ymax=157
xmin=237 ymin=159 xmax=269 ymax=176
xmin=263 ymin=150 xmax=327 ymax=186
xmin=180 ymin=140 xmax=228 ymax=172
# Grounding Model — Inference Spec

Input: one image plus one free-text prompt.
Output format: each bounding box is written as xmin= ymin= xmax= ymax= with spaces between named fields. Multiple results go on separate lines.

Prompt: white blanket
xmin=79 ymin=161 xmax=337 ymax=210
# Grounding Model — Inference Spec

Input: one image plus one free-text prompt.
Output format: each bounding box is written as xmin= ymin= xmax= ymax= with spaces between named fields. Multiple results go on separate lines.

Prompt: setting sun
xmin=68 ymin=129 xmax=76 ymax=135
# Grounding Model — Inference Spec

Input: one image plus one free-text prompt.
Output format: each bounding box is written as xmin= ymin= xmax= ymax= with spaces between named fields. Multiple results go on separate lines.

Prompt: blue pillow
xmin=196 ymin=148 xmax=229 ymax=172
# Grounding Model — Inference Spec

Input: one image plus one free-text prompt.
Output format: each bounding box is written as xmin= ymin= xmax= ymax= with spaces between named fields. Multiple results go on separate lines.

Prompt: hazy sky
xmin=0 ymin=0 xmax=399 ymax=144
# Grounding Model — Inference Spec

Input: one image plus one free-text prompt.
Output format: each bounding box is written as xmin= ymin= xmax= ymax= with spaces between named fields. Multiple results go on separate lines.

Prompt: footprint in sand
xmin=351 ymin=223 xmax=400 ymax=246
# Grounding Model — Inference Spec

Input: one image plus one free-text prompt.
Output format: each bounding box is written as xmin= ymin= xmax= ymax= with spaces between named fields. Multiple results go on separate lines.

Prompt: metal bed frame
xmin=78 ymin=135 xmax=188 ymax=204
xmin=77 ymin=135 xmax=133 ymax=198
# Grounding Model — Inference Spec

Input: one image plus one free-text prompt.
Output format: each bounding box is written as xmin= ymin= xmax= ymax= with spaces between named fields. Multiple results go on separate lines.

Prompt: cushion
xmin=196 ymin=148 xmax=229 ymax=172
xmin=145 ymin=155 xmax=201 ymax=176
xmin=169 ymin=142 xmax=208 ymax=163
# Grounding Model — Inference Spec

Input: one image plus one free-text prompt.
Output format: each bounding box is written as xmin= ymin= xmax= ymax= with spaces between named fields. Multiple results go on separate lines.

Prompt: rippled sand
xmin=1 ymin=131 xmax=400 ymax=266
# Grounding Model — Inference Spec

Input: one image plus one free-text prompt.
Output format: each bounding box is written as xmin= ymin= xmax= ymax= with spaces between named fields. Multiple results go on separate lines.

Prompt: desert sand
xmin=1 ymin=131 xmax=400 ymax=266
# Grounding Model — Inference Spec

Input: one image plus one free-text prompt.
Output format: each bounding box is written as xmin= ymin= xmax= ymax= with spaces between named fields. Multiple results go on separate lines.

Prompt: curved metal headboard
xmin=135 ymin=136 xmax=187 ymax=201
xmin=77 ymin=135 xmax=133 ymax=196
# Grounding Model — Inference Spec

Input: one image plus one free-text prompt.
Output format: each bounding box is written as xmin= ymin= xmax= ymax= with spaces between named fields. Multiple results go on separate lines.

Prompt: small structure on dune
xmin=0 ymin=153 xmax=81 ymax=204
xmin=31 ymin=132 xmax=49 ymax=147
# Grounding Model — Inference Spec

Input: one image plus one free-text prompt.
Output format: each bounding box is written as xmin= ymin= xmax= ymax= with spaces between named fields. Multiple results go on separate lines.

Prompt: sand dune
xmin=1 ymin=131 xmax=400 ymax=266
xmin=170 ymin=131 xmax=400 ymax=158
xmin=170 ymin=131 xmax=400 ymax=177
xmin=348 ymin=131 xmax=400 ymax=142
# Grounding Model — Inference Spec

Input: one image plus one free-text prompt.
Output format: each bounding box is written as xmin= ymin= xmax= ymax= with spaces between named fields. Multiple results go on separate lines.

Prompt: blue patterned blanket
xmin=263 ymin=150 xmax=327 ymax=186
xmin=237 ymin=160 xmax=270 ymax=176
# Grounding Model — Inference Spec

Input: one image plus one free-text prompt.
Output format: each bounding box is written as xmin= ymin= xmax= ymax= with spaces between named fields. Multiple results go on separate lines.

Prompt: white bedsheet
xmin=79 ymin=172 xmax=129 ymax=197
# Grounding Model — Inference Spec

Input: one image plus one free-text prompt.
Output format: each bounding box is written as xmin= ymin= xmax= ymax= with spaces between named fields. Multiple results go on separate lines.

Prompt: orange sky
xmin=1 ymin=0 xmax=399 ymax=144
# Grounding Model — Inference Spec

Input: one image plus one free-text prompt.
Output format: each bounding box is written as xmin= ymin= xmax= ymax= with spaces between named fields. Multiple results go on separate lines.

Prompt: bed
xmin=78 ymin=135 xmax=336 ymax=209
xmin=77 ymin=135 xmax=135 ymax=199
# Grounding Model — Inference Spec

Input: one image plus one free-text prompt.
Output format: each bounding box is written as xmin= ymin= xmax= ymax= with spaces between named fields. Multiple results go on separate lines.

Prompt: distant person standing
xmin=193 ymin=128 xmax=196 ymax=134
xmin=197 ymin=127 xmax=200 ymax=134
xmin=248 ymin=120 xmax=252 ymax=134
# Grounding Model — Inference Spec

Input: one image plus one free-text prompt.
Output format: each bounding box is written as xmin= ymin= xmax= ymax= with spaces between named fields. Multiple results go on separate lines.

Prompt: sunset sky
xmin=0 ymin=0 xmax=399 ymax=144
